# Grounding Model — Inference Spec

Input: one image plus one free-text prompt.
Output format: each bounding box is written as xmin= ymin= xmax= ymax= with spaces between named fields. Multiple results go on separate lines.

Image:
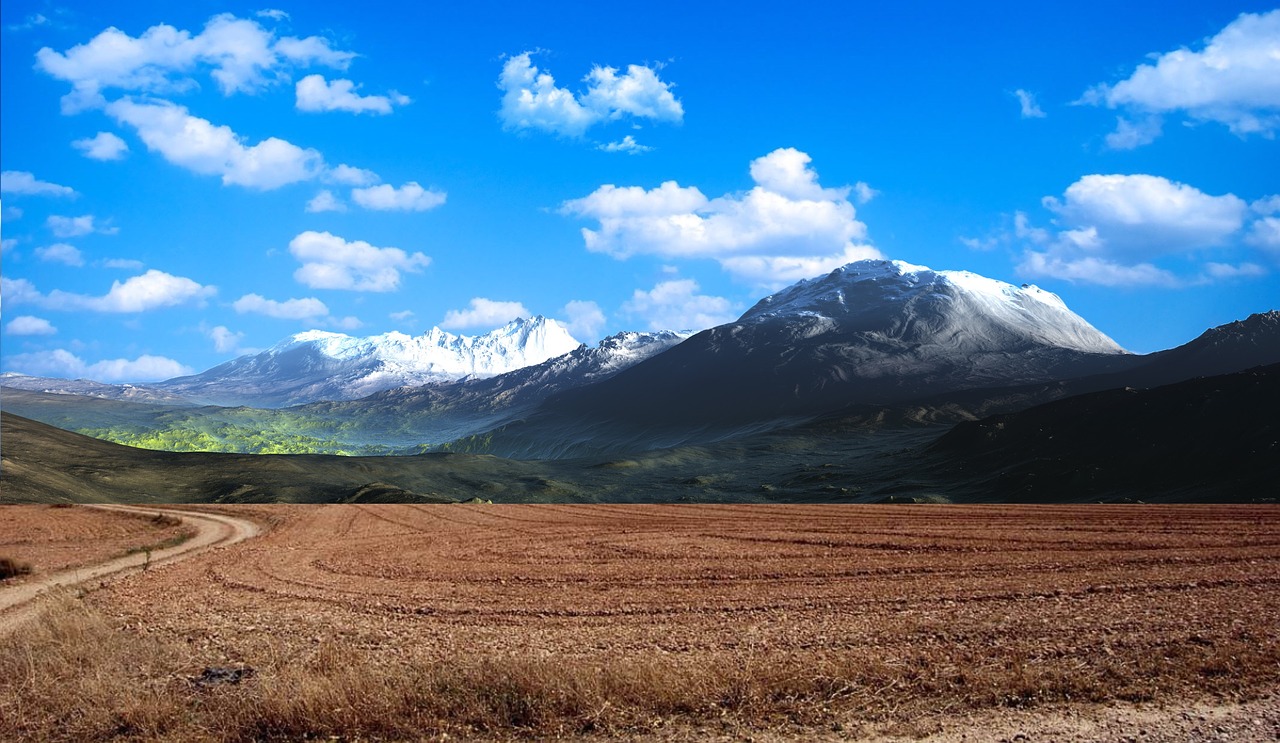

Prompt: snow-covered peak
xmin=265 ymin=316 xmax=581 ymax=373
xmin=741 ymin=259 xmax=1125 ymax=355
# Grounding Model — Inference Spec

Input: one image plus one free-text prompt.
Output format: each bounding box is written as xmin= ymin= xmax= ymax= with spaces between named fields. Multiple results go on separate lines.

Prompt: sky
xmin=1 ymin=1 xmax=1278 ymax=382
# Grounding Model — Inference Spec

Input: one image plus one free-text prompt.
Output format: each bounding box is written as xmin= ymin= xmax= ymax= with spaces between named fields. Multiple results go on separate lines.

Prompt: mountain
xmin=924 ymin=363 xmax=1280 ymax=502
xmin=0 ymin=373 xmax=194 ymax=405
xmin=154 ymin=316 xmax=582 ymax=407
xmin=464 ymin=260 xmax=1139 ymax=457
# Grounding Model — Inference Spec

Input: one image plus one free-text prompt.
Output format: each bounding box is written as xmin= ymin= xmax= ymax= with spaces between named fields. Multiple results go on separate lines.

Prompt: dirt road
xmin=0 ymin=504 xmax=260 ymax=632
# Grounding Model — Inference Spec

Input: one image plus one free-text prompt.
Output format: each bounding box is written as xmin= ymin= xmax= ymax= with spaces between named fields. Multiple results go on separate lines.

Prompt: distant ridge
xmin=153 ymin=316 xmax=582 ymax=407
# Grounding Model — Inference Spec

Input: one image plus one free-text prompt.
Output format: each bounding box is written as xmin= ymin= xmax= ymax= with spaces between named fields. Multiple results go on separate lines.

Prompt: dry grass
xmin=2 ymin=594 xmax=1277 ymax=742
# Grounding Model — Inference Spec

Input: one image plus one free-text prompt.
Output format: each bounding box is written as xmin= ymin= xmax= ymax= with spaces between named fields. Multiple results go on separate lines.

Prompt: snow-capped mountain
xmin=156 ymin=316 xmax=582 ymax=407
xmin=465 ymin=260 xmax=1140 ymax=457
xmin=741 ymin=260 xmax=1125 ymax=355
xmin=354 ymin=329 xmax=693 ymax=414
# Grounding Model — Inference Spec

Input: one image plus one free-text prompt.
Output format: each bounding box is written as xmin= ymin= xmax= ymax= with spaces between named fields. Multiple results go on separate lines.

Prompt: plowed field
xmin=6 ymin=504 xmax=1280 ymax=741
xmin=0 ymin=504 xmax=192 ymax=577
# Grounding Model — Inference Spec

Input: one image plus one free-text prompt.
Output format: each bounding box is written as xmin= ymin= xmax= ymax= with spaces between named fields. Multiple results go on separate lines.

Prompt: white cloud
xmin=440 ymin=298 xmax=530 ymax=330
xmin=35 ymin=13 xmax=355 ymax=109
xmin=1014 ymin=174 xmax=1271 ymax=286
xmin=622 ymin=279 xmax=737 ymax=332
xmin=1104 ymin=115 xmax=1163 ymax=150
xmin=106 ymin=98 xmax=323 ymax=190
xmin=102 ymin=258 xmax=145 ymax=270
xmin=6 ymin=349 xmax=192 ymax=382
xmin=325 ymin=164 xmax=380 ymax=186
xmin=289 ymin=231 xmax=430 ymax=291
xmin=1252 ymin=195 xmax=1280 ymax=215
xmin=389 ymin=309 xmax=415 ymax=322
xmin=326 ymin=315 xmax=364 ymax=330
xmin=0 ymin=277 xmax=42 ymax=306
xmin=72 ymin=131 xmax=129 ymax=160
xmin=306 ymin=190 xmax=346 ymax=213
xmin=561 ymin=300 xmax=605 ymax=341
xmin=256 ymin=9 xmax=290 ymax=21
xmin=5 ymin=272 xmax=213 ymax=312
xmin=350 ymin=182 xmax=446 ymax=211
xmin=0 ymin=238 xmax=18 ymax=254
xmin=35 ymin=243 xmax=84 ymax=266
xmin=498 ymin=51 xmax=683 ymax=137
xmin=1 ymin=170 xmax=76 ymax=197
xmin=1203 ymin=262 xmax=1267 ymax=279
xmin=1043 ymin=174 xmax=1247 ymax=257
xmin=1083 ymin=10 xmax=1280 ymax=144
xmin=296 ymin=74 xmax=406 ymax=114
xmin=1013 ymin=89 xmax=1046 ymax=118
xmin=233 ymin=293 xmax=329 ymax=320
xmin=1246 ymin=216 xmax=1280 ymax=254
xmin=852 ymin=181 xmax=878 ymax=205
xmin=47 ymin=270 xmax=215 ymax=312
xmin=598 ymin=135 xmax=653 ymax=154
xmin=47 ymin=214 xmax=115 ymax=237
xmin=1017 ymin=252 xmax=1179 ymax=287
xmin=563 ymin=148 xmax=881 ymax=287
xmin=208 ymin=325 xmax=245 ymax=353
xmin=3 ymin=207 xmax=23 ymax=221
xmin=5 ymin=315 xmax=57 ymax=336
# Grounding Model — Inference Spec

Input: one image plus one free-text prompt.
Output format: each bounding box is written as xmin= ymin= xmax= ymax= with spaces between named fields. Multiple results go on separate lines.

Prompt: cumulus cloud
xmin=296 ymin=74 xmax=408 ymax=114
xmin=1246 ymin=216 xmax=1280 ymax=254
xmin=1013 ymin=89 xmax=1046 ymax=118
xmin=1042 ymin=174 xmax=1247 ymax=257
xmin=288 ymin=231 xmax=430 ymax=291
xmin=233 ymin=293 xmax=328 ymax=320
xmin=35 ymin=243 xmax=84 ymax=266
xmin=498 ymin=51 xmax=683 ymax=137
xmin=5 ymin=315 xmax=57 ymax=336
xmin=35 ymin=13 xmax=355 ymax=110
xmin=1014 ymin=174 xmax=1273 ymax=286
xmin=256 ymin=9 xmax=290 ymax=21
xmin=598 ymin=135 xmax=653 ymax=154
xmin=350 ymin=182 xmax=446 ymax=211
xmin=6 ymin=348 xmax=192 ymax=382
xmin=306 ymin=190 xmax=346 ymax=213
xmin=440 ymin=298 xmax=530 ymax=330
xmin=72 ymin=131 xmax=129 ymax=160
xmin=5 ymin=272 xmax=213 ymax=312
xmin=1 ymin=170 xmax=76 ymax=197
xmin=209 ymin=325 xmax=246 ymax=353
xmin=563 ymin=148 xmax=880 ymax=287
xmin=51 ymin=270 xmax=215 ymax=312
xmin=1082 ymin=10 xmax=1280 ymax=145
xmin=622 ymin=279 xmax=737 ymax=332
xmin=106 ymin=98 xmax=323 ymax=190
xmin=561 ymin=300 xmax=606 ymax=341
xmin=325 ymin=164 xmax=380 ymax=186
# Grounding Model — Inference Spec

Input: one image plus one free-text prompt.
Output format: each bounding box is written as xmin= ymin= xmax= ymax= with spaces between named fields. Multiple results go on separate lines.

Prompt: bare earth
xmin=0 ymin=503 xmax=193 ymax=576
xmin=3 ymin=503 xmax=1278 ymax=741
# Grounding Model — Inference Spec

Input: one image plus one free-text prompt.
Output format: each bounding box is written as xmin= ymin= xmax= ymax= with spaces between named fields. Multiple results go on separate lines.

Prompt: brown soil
xmin=0 ymin=504 xmax=193 ymax=577
xmin=4 ymin=504 xmax=1278 ymax=741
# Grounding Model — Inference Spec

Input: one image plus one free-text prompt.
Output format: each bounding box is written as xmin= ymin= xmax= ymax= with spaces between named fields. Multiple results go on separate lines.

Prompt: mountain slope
xmin=155 ymin=316 xmax=582 ymax=407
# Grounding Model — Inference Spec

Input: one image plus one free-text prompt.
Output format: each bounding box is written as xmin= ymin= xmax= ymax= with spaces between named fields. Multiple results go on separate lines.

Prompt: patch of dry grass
xmin=2 ymin=594 xmax=1277 ymax=742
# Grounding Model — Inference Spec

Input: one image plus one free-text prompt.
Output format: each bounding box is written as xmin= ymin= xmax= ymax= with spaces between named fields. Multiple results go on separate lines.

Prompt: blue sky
xmin=2 ymin=1 xmax=1277 ymax=382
